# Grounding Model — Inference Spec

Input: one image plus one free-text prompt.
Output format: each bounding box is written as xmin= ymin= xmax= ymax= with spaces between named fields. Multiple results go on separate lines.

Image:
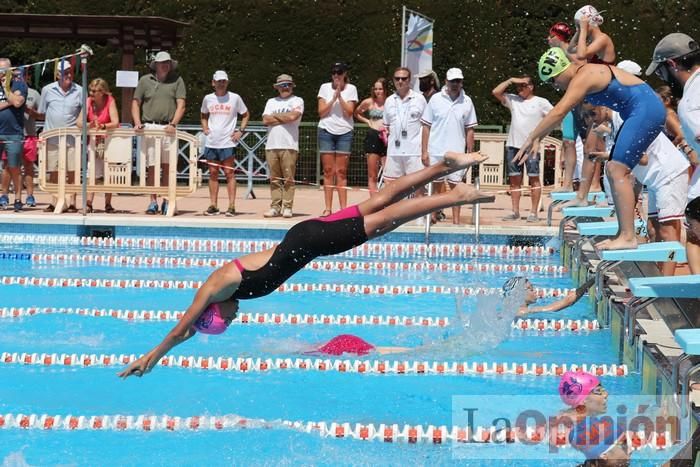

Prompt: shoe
xmin=105 ymin=204 xmax=115 ymax=214
xmin=65 ymin=205 xmax=78 ymax=213
xmin=146 ymin=201 xmax=158 ymax=215
xmin=13 ymin=200 xmax=22 ymax=212
xmin=26 ymin=195 xmax=36 ymax=207
xmin=263 ymin=208 xmax=280 ymax=218
xmin=225 ymin=206 xmax=236 ymax=217
xmin=161 ymin=200 xmax=168 ymax=215
xmin=205 ymin=205 xmax=220 ymax=216
xmin=282 ymin=208 xmax=293 ymax=218
xmin=437 ymin=210 xmax=447 ymax=221
xmin=43 ymin=204 xmax=55 ymax=213
xmin=526 ymin=214 xmax=540 ymax=223
xmin=501 ymin=213 xmax=520 ymax=221
xmin=0 ymin=194 xmax=8 ymax=210
xmin=86 ymin=203 xmax=94 ymax=214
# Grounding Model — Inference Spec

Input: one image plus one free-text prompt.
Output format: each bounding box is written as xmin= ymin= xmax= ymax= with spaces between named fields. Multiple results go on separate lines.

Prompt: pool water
xmin=0 ymin=233 xmax=670 ymax=465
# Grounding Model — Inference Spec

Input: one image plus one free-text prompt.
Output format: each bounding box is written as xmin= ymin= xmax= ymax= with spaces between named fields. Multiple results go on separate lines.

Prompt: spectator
xmin=261 ymin=73 xmax=304 ymax=218
xmin=417 ymin=69 xmax=440 ymax=102
xmin=382 ymin=66 xmax=427 ymax=221
xmin=76 ymin=78 xmax=119 ymax=213
xmin=200 ymin=70 xmax=249 ymax=217
xmin=569 ymin=5 xmax=616 ymax=64
xmin=37 ymin=61 xmax=82 ymax=213
xmin=354 ymin=78 xmax=387 ymax=197
xmin=131 ymin=51 xmax=186 ymax=215
xmin=0 ymin=58 xmax=27 ymax=212
xmin=646 ymin=33 xmax=700 ymax=272
xmin=421 ymin=67 xmax=478 ymax=225
xmin=317 ymin=62 xmax=358 ymax=216
xmin=492 ymin=75 xmax=553 ymax=222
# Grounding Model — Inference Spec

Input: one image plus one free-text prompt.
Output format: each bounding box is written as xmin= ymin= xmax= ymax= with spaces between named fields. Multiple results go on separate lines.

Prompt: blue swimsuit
xmin=583 ymin=65 xmax=666 ymax=168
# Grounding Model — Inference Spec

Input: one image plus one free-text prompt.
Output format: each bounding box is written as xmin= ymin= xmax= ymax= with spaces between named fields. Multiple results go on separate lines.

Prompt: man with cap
xmin=647 ymin=33 xmax=700 ymax=273
xmin=36 ymin=60 xmax=82 ymax=213
xmin=0 ymin=58 xmax=27 ymax=212
xmin=262 ymin=74 xmax=304 ymax=218
xmin=492 ymin=75 xmax=553 ymax=222
xmin=417 ymin=69 xmax=440 ymax=102
xmin=421 ymin=67 xmax=478 ymax=224
xmin=200 ymin=70 xmax=249 ymax=217
xmin=131 ymin=51 xmax=186 ymax=215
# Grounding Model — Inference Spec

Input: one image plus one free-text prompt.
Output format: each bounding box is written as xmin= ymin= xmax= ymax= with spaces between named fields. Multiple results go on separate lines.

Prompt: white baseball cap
xmin=446 ymin=68 xmax=464 ymax=81
xmin=213 ymin=70 xmax=229 ymax=81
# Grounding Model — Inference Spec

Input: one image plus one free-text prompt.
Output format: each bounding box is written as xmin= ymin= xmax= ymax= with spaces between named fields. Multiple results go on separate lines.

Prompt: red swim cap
xmin=550 ymin=22 xmax=574 ymax=42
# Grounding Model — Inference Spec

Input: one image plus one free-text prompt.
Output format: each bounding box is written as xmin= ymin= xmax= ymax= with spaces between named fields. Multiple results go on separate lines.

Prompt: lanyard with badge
xmin=394 ymin=94 xmax=410 ymax=147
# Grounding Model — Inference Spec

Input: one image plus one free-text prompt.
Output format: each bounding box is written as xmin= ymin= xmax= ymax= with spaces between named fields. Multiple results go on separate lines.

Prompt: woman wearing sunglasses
xmin=516 ymin=47 xmax=665 ymax=251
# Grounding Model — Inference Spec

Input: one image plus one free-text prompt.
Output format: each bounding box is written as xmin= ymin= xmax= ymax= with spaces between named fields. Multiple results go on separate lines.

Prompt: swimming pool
xmin=0 ymin=229 xmax=672 ymax=465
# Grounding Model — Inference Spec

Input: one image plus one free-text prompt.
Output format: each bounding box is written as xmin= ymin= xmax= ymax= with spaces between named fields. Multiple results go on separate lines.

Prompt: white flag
xmin=403 ymin=11 xmax=434 ymax=88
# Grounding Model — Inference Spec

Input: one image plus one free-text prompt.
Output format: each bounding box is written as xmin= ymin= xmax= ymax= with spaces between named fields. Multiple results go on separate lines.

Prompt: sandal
xmin=65 ymin=205 xmax=78 ymax=213
xmin=43 ymin=204 xmax=56 ymax=213
xmin=105 ymin=204 xmax=115 ymax=214
xmin=321 ymin=209 xmax=332 ymax=217
xmin=86 ymin=203 xmax=94 ymax=214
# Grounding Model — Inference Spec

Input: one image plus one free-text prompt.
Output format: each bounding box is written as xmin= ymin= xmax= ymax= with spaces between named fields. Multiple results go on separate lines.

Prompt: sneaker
xmin=204 ymin=205 xmax=220 ymax=216
xmin=26 ymin=195 xmax=36 ymax=207
xmin=501 ymin=212 xmax=520 ymax=221
xmin=263 ymin=208 xmax=280 ymax=218
xmin=282 ymin=208 xmax=293 ymax=218
xmin=13 ymin=200 xmax=22 ymax=212
xmin=0 ymin=194 xmax=8 ymax=210
xmin=160 ymin=200 xmax=168 ymax=215
xmin=225 ymin=206 xmax=236 ymax=217
xmin=146 ymin=201 xmax=158 ymax=215
xmin=526 ymin=214 xmax=540 ymax=223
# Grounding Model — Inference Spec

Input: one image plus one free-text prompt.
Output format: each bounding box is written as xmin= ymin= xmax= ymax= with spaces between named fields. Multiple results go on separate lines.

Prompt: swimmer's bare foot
xmin=556 ymin=197 xmax=590 ymax=212
xmin=444 ymin=151 xmax=488 ymax=170
xmin=453 ymin=183 xmax=496 ymax=205
xmin=596 ymin=236 xmax=638 ymax=251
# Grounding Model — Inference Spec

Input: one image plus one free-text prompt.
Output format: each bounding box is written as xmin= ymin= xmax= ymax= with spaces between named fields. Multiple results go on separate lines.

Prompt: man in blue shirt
xmin=0 ymin=58 xmax=27 ymax=212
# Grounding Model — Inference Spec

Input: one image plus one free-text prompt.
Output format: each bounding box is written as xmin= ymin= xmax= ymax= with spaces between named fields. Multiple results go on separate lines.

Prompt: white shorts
xmin=46 ymin=137 xmax=76 ymax=172
xmin=383 ymin=155 xmax=424 ymax=180
xmin=429 ymin=155 xmax=466 ymax=183
xmin=648 ymin=171 xmax=688 ymax=222
xmin=143 ymin=123 xmax=175 ymax=167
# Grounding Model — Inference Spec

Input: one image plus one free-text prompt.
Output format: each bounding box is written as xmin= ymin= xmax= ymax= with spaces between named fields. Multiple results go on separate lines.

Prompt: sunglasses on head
xmin=393 ymin=76 xmax=409 ymax=81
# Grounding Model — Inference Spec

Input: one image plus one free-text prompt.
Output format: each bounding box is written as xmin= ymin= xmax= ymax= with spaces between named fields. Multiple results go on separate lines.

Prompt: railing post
xmin=474 ymin=176 xmax=481 ymax=242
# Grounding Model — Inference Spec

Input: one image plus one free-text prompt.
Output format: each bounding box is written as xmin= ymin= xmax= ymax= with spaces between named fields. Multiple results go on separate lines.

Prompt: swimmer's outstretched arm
xmin=374 ymin=346 xmax=411 ymax=355
xmin=518 ymin=277 xmax=595 ymax=316
xmin=118 ymin=265 xmax=240 ymax=379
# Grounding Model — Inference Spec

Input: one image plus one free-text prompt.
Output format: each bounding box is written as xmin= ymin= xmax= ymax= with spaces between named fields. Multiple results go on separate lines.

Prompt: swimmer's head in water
xmin=193 ymin=300 xmax=238 ymax=335
xmin=549 ymin=22 xmax=573 ymax=42
xmin=538 ymin=48 xmax=571 ymax=83
xmin=574 ymin=5 xmax=604 ymax=28
xmin=559 ymin=370 xmax=600 ymax=406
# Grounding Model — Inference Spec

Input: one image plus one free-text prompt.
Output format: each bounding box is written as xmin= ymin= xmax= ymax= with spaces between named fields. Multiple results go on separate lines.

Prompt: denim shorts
xmin=506 ymin=146 xmax=540 ymax=177
xmin=318 ymin=128 xmax=353 ymax=154
xmin=204 ymin=147 xmax=235 ymax=162
xmin=0 ymin=135 xmax=24 ymax=168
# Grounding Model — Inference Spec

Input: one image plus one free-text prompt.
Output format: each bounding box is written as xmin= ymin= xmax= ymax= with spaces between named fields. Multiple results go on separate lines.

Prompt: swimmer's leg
xmin=364 ymin=183 xmax=494 ymax=238
xmin=596 ymin=161 xmax=638 ymax=250
xmin=357 ymin=151 xmax=488 ymax=216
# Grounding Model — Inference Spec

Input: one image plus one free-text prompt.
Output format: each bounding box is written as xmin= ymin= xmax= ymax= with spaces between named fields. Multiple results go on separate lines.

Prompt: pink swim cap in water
xmin=315 ymin=334 xmax=375 ymax=356
xmin=193 ymin=303 xmax=230 ymax=335
xmin=559 ymin=371 xmax=600 ymax=406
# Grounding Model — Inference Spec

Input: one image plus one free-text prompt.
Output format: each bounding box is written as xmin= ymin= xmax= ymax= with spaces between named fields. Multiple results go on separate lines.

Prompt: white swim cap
xmin=575 ymin=5 xmax=604 ymax=27
xmin=616 ymin=60 xmax=642 ymax=76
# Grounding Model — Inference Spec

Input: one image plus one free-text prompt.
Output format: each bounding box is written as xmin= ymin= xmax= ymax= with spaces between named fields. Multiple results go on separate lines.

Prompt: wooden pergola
xmin=0 ymin=13 xmax=189 ymax=123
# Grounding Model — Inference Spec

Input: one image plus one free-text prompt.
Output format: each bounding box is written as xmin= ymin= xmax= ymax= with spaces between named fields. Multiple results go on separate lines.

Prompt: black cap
xmin=331 ymin=62 xmax=349 ymax=73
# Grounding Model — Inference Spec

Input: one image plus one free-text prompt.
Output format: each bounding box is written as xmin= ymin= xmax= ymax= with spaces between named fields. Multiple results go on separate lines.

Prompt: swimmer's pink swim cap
xmin=558 ymin=370 xmax=600 ymax=406
xmin=193 ymin=303 xmax=230 ymax=335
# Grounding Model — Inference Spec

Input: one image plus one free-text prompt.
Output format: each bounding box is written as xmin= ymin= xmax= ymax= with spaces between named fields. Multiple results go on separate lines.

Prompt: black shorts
xmin=364 ymin=128 xmax=387 ymax=156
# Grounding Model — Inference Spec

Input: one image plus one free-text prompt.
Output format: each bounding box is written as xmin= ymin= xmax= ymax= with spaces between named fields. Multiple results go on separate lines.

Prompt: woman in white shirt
xmin=317 ymin=62 xmax=358 ymax=216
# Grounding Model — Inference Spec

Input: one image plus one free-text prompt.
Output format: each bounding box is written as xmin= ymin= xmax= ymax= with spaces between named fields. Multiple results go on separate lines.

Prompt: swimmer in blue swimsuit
xmin=515 ymin=47 xmax=665 ymax=251
xmin=119 ymin=151 xmax=494 ymax=378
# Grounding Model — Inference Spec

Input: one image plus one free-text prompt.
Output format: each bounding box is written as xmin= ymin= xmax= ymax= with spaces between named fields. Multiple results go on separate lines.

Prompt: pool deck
xmin=0 ymin=185 xmax=562 ymax=236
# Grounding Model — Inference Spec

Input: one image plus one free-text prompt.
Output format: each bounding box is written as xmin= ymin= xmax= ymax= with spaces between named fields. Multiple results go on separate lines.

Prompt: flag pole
xmin=400 ymin=5 xmax=406 ymax=67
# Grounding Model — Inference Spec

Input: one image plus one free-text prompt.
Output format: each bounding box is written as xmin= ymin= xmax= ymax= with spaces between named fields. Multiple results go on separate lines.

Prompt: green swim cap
xmin=538 ymin=47 xmax=571 ymax=82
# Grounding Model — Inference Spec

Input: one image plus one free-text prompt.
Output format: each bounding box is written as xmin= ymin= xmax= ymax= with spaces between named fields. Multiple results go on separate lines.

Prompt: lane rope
xmin=0 ymin=307 xmax=601 ymax=332
xmin=0 ymin=351 xmax=628 ymax=377
xmin=0 ymin=277 xmax=574 ymax=297
xmin=0 ymin=412 xmax=672 ymax=449
xmin=0 ymin=235 xmax=555 ymax=258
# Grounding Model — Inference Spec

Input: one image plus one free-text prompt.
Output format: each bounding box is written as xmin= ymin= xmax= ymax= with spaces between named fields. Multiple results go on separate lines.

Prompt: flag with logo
xmin=401 ymin=8 xmax=434 ymax=89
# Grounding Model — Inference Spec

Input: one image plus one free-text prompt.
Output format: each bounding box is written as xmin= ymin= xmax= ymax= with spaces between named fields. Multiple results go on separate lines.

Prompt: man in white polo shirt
xmin=646 ymin=32 xmax=700 ymax=273
xmin=382 ymin=66 xmax=427 ymax=195
xmin=492 ymin=75 xmax=553 ymax=222
xmin=421 ymin=67 xmax=478 ymax=225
